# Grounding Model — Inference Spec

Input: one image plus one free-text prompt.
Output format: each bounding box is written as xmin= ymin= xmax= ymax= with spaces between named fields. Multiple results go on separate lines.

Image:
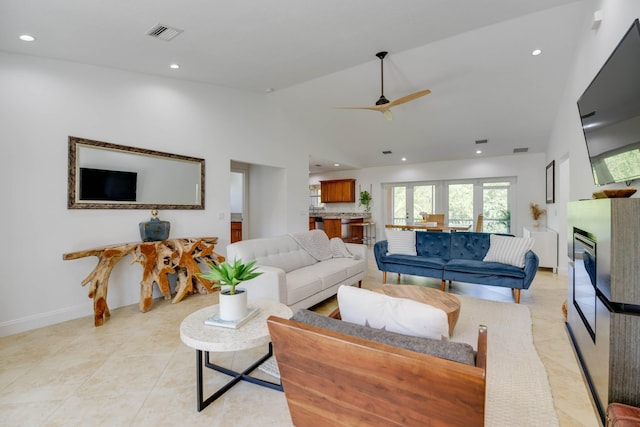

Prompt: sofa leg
xmin=382 ymin=271 xmax=387 ymax=284
xmin=358 ymin=280 xmax=362 ymax=288
xmin=513 ymin=289 xmax=521 ymax=304
xmin=441 ymin=280 xmax=446 ymax=291
xmin=397 ymin=273 xmax=401 ymax=283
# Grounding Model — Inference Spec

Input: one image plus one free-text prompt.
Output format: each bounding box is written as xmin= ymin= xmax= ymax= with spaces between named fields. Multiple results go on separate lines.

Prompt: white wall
xmin=545 ymin=0 xmax=640 ymax=272
xmin=0 ymin=52 xmax=310 ymax=336
xmin=311 ymin=153 xmax=547 ymax=239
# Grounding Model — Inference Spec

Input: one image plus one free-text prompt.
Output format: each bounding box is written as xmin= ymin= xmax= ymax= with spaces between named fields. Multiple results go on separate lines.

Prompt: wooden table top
xmin=385 ymin=224 xmax=471 ymax=232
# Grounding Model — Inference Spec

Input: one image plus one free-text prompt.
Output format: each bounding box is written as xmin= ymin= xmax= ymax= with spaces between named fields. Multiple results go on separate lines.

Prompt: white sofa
xmin=225 ymin=230 xmax=367 ymax=312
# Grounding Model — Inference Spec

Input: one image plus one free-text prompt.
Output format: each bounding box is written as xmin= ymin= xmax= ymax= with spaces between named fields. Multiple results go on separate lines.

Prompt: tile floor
xmin=0 ymin=251 xmax=601 ymax=426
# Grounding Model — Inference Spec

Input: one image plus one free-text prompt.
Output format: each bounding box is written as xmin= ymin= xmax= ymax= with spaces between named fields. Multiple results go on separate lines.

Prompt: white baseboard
xmin=0 ymin=304 xmax=93 ymax=337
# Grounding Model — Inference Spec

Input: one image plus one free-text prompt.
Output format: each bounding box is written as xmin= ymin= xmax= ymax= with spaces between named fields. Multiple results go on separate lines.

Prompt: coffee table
xmin=180 ymin=299 xmax=293 ymax=411
xmin=373 ymin=285 xmax=461 ymax=336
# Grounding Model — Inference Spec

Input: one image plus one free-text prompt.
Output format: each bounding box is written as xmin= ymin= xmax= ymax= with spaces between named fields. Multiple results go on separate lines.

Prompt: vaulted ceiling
xmin=0 ymin=0 xmax=589 ymax=172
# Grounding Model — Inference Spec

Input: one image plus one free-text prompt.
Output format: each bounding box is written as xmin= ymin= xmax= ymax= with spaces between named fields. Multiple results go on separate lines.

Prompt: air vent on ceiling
xmin=382 ymin=150 xmax=392 ymax=154
xmin=475 ymin=139 xmax=488 ymax=145
xmin=513 ymin=147 xmax=529 ymax=153
xmin=147 ymin=24 xmax=184 ymax=41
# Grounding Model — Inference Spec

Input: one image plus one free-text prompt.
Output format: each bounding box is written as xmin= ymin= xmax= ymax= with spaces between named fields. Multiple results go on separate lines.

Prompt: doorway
xmin=230 ymin=162 xmax=249 ymax=242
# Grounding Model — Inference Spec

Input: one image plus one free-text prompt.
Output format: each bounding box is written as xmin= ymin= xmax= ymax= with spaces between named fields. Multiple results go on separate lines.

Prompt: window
xmin=309 ymin=185 xmax=324 ymax=210
xmin=414 ymin=185 xmax=435 ymax=222
xmin=448 ymin=183 xmax=474 ymax=228
xmin=387 ymin=184 xmax=435 ymax=224
xmin=384 ymin=178 xmax=513 ymax=232
xmin=391 ymin=186 xmax=407 ymax=224
xmin=482 ymin=182 xmax=511 ymax=233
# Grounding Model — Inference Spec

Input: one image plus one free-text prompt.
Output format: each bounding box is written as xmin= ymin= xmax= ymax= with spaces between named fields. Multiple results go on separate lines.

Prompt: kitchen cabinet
xmin=320 ymin=179 xmax=356 ymax=203
xmin=309 ymin=217 xmax=315 ymax=230
xmin=230 ymin=222 xmax=242 ymax=243
xmin=523 ymin=226 xmax=557 ymax=273
xmin=323 ymin=218 xmax=343 ymax=239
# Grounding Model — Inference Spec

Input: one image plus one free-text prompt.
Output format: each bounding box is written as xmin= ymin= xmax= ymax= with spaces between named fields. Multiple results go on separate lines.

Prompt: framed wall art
xmin=546 ymin=160 xmax=555 ymax=204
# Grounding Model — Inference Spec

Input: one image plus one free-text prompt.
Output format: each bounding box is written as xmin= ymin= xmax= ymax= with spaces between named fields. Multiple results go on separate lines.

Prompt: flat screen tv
xmin=79 ymin=167 xmax=137 ymax=201
xmin=577 ymin=18 xmax=640 ymax=186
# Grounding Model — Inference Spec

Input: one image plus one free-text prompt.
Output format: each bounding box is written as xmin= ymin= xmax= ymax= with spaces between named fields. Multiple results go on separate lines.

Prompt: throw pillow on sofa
xmin=289 ymin=229 xmax=332 ymax=261
xmin=385 ymin=229 xmax=417 ymax=256
xmin=483 ymin=234 xmax=534 ymax=268
xmin=337 ymin=285 xmax=449 ymax=340
xmin=330 ymin=237 xmax=354 ymax=258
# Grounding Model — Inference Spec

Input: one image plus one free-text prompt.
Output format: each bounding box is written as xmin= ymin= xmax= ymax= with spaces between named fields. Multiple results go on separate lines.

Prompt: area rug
xmin=260 ymin=294 xmax=559 ymax=427
xmin=451 ymin=294 xmax=559 ymax=427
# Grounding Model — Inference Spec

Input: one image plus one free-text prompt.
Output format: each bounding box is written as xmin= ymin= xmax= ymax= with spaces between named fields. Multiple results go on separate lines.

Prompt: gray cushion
xmin=292 ymin=309 xmax=475 ymax=366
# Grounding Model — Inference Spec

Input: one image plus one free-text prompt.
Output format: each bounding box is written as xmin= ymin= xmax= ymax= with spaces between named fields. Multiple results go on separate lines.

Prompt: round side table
xmin=180 ymin=299 xmax=292 ymax=411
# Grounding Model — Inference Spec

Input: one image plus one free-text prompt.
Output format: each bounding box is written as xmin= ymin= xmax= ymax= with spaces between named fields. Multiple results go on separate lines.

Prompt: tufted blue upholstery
xmin=449 ymin=232 xmax=491 ymax=260
xmin=374 ymin=231 xmax=539 ymax=297
xmin=416 ymin=232 xmax=451 ymax=258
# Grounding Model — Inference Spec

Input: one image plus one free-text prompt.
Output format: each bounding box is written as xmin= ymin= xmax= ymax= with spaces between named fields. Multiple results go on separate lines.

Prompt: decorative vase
xmin=139 ymin=210 xmax=170 ymax=242
xmin=218 ymin=288 xmax=248 ymax=321
xmin=533 ymin=220 xmax=540 ymax=228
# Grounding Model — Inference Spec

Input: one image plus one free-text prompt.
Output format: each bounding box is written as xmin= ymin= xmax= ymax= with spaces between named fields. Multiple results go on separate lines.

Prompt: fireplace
xmin=573 ymin=231 xmax=597 ymax=342
xmin=567 ymin=199 xmax=640 ymax=425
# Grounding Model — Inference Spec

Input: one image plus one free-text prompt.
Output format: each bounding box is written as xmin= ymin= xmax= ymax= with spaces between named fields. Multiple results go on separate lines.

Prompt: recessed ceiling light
xmin=265 ymin=88 xmax=275 ymax=93
xmin=532 ymin=49 xmax=542 ymax=56
xmin=19 ymin=34 xmax=35 ymax=42
xmin=333 ymin=163 xmax=340 ymax=167
xmin=169 ymin=63 xmax=180 ymax=69
xmin=401 ymin=157 xmax=407 ymax=162
xmin=476 ymin=150 xmax=482 ymax=154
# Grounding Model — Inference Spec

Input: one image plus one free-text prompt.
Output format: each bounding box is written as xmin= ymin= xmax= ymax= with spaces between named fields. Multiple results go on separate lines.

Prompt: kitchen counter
xmin=309 ymin=212 xmax=371 ymax=219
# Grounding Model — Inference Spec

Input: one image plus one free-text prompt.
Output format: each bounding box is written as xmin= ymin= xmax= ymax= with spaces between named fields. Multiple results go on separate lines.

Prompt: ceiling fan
xmin=336 ymin=51 xmax=431 ymax=120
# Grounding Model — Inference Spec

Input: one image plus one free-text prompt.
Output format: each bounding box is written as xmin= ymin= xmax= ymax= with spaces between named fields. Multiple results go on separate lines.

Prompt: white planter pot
xmin=219 ymin=288 xmax=247 ymax=321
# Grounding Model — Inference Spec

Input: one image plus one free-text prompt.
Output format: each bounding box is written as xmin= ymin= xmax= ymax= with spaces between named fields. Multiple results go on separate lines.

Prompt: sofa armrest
xmin=522 ymin=250 xmax=539 ymax=289
xmin=230 ymin=265 xmax=288 ymax=305
xmin=345 ymin=243 xmax=368 ymax=264
xmin=373 ymin=240 xmax=388 ymax=269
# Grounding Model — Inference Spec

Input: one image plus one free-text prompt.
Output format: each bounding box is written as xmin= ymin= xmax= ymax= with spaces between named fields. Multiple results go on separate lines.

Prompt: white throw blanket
xmin=289 ymin=230 xmax=332 ymax=261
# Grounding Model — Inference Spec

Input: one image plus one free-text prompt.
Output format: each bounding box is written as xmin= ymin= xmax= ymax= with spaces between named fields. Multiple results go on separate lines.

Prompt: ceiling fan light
xmin=382 ymin=110 xmax=393 ymax=120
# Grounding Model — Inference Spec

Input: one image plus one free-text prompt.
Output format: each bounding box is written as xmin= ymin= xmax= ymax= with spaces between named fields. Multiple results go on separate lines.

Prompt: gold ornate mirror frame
xmin=68 ymin=136 xmax=205 ymax=209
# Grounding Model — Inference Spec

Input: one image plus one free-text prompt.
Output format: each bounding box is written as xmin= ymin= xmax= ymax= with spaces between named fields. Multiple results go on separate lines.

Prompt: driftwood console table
xmin=63 ymin=237 xmax=224 ymax=326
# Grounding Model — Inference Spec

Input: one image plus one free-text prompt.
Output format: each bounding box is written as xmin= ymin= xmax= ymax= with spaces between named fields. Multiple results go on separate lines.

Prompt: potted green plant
xmin=359 ymin=190 xmax=372 ymax=213
xmin=199 ymin=258 xmax=262 ymax=321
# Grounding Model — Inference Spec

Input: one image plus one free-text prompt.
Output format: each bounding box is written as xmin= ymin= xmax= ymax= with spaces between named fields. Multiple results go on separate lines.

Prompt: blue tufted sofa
xmin=374 ymin=231 xmax=539 ymax=303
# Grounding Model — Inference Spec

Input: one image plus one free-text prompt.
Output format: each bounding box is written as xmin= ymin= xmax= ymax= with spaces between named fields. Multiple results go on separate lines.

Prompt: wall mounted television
xmin=577 ymin=18 xmax=640 ymax=186
xmin=79 ymin=167 xmax=138 ymax=201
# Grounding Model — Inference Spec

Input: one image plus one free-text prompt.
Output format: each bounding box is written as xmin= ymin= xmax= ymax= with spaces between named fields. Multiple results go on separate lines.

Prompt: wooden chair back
xmin=427 ymin=213 xmax=445 ymax=226
xmin=476 ymin=214 xmax=484 ymax=232
xmin=267 ymin=315 xmax=487 ymax=427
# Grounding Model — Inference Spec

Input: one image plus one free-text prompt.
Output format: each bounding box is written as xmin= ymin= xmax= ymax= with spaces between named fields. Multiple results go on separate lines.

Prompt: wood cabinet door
xmin=324 ymin=219 xmax=342 ymax=239
xmin=339 ymin=180 xmax=356 ymax=202
xmin=320 ymin=179 xmax=356 ymax=203
xmin=230 ymin=222 xmax=242 ymax=243
xmin=320 ymin=182 xmax=330 ymax=203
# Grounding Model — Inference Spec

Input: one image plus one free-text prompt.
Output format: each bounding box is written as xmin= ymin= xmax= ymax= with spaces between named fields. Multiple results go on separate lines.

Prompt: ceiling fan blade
xmin=386 ymin=89 xmax=431 ymax=107
xmin=335 ymin=51 xmax=428 ymax=119
xmin=334 ymin=105 xmax=386 ymax=111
